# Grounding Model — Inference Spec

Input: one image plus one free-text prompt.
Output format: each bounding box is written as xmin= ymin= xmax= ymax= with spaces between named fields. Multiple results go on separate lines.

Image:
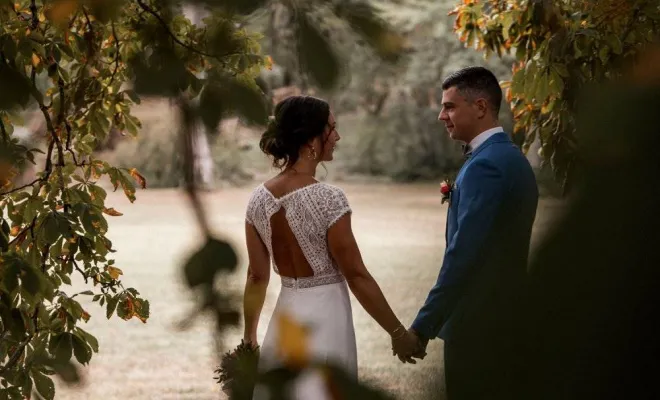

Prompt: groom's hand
xmin=392 ymin=330 xmax=426 ymax=364
xmin=408 ymin=328 xmax=428 ymax=357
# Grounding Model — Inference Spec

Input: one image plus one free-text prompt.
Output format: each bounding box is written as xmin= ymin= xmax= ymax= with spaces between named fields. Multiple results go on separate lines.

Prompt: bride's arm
xmin=328 ymin=214 xmax=405 ymax=338
xmin=243 ymin=222 xmax=270 ymax=345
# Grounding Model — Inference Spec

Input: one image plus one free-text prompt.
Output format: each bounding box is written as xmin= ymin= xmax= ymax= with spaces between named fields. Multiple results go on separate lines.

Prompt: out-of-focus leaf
xmin=86 ymin=0 xmax=126 ymax=23
xmin=196 ymin=0 xmax=267 ymax=15
xmin=198 ymin=77 xmax=268 ymax=131
xmin=183 ymin=237 xmax=238 ymax=288
xmin=334 ymin=1 xmax=404 ymax=61
xmin=130 ymin=48 xmax=190 ymax=96
xmin=275 ymin=312 xmax=310 ymax=369
xmin=0 ymin=66 xmax=32 ymax=110
xmin=296 ymin=12 xmax=340 ymax=91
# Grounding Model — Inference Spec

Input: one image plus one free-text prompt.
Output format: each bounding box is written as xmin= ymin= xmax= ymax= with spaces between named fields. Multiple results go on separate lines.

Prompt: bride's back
xmin=264 ymin=175 xmax=319 ymax=279
xmin=245 ymin=175 xmax=351 ymax=289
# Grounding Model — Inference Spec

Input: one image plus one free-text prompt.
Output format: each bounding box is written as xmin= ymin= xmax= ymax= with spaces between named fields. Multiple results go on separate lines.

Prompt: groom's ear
xmin=475 ymin=98 xmax=488 ymax=119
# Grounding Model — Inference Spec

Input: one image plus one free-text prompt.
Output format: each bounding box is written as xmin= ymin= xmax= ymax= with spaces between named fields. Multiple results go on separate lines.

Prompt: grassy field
xmin=53 ymin=182 xmax=561 ymax=399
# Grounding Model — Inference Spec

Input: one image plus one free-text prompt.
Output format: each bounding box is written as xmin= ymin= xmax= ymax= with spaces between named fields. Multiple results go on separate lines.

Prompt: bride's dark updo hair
xmin=259 ymin=95 xmax=330 ymax=168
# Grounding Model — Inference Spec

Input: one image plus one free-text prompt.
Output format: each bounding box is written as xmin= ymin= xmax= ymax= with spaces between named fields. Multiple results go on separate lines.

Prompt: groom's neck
xmin=466 ymin=119 xmax=500 ymax=143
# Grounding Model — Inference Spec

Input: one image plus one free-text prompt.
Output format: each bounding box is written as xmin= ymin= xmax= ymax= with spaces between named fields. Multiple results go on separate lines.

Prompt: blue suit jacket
xmin=412 ymin=132 xmax=538 ymax=342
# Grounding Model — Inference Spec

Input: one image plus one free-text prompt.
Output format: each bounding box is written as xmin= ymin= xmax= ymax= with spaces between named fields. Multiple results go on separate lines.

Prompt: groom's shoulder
xmin=482 ymin=138 xmax=529 ymax=164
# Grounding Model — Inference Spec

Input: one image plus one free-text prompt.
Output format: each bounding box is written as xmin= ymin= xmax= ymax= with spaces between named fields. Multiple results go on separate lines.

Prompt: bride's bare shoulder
xmin=262 ymin=174 xmax=319 ymax=198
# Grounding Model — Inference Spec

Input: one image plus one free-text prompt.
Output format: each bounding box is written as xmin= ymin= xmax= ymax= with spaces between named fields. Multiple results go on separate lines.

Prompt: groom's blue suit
xmin=412 ymin=131 xmax=538 ymax=399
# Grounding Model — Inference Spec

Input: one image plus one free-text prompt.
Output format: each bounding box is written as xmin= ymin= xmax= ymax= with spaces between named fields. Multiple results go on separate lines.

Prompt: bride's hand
xmin=391 ymin=329 xmax=425 ymax=363
xmin=243 ymin=336 xmax=258 ymax=348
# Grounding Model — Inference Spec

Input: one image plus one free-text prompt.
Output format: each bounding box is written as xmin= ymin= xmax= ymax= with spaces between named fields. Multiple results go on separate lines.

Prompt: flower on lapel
xmin=440 ymin=179 xmax=454 ymax=204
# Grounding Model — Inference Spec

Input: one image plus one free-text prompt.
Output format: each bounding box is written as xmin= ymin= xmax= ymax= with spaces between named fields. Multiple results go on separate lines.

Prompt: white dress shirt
xmin=466 ymin=126 xmax=504 ymax=154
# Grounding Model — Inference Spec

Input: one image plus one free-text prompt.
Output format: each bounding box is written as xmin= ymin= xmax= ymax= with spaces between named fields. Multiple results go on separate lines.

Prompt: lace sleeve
xmin=245 ymin=188 xmax=259 ymax=225
xmin=322 ymin=186 xmax=352 ymax=228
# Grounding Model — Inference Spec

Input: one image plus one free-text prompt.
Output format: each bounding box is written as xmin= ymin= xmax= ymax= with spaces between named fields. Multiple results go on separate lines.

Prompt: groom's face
xmin=439 ymin=86 xmax=478 ymax=142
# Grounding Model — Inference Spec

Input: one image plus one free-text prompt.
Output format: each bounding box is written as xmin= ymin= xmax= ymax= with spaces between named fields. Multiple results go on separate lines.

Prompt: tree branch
xmin=178 ymin=97 xmax=211 ymax=237
xmin=109 ymin=21 xmax=121 ymax=85
xmin=134 ymin=0 xmax=240 ymax=61
xmin=0 ymin=335 xmax=33 ymax=374
xmin=0 ymin=178 xmax=40 ymax=197
xmin=8 ymin=217 xmax=37 ymax=246
xmin=29 ymin=0 xmax=38 ymax=30
xmin=0 ymin=138 xmax=53 ymax=197
xmin=72 ymin=259 xmax=88 ymax=283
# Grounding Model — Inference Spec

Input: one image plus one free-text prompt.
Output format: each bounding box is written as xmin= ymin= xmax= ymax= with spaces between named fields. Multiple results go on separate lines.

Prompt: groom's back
xmin=457 ymin=140 xmax=538 ymax=337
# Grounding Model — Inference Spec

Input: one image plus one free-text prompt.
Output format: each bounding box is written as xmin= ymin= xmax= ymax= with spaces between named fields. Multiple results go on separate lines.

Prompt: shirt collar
xmin=466 ymin=126 xmax=504 ymax=153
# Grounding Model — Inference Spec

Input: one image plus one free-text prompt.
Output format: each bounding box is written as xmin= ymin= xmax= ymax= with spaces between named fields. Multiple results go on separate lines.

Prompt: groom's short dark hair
xmin=442 ymin=66 xmax=502 ymax=116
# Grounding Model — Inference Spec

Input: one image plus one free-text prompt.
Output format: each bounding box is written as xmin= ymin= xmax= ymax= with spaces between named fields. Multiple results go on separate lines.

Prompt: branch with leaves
xmin=449 ymin=0 xmax=660 ymax=192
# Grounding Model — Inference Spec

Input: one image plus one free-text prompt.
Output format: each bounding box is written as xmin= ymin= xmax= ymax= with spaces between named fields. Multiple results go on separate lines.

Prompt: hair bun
xmin=258 ymin=95 xmax=330 ymax=169
xmin=259 ymin=117 xmax=286 ymax=159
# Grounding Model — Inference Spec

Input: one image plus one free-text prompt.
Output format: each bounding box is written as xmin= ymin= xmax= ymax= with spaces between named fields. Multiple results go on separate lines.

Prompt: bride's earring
xmin=308 ymin=147 xmax=317 ymax=160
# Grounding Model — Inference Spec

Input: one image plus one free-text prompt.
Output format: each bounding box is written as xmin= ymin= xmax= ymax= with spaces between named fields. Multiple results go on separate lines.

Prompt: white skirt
xmin=253 ymin=280 xmax=358 ymax=400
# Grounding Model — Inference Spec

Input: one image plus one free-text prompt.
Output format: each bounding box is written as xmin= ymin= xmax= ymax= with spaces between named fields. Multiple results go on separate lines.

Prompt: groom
xmin=398 ymin=67 xmax=538 ymax=399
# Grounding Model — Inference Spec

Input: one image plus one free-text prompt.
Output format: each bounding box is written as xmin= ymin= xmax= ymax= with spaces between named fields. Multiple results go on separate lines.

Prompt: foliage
xmin=517 ymin=47 xmax=660 ymax=398
xmin=450 ymin=0 xmax=660 ymax=191
xmin=0 ymin=0 xmax=404 ymax=398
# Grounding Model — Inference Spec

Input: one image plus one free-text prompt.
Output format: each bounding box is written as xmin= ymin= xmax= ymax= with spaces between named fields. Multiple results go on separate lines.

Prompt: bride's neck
xmin=286 ymin=159 xmax=318 ymax=178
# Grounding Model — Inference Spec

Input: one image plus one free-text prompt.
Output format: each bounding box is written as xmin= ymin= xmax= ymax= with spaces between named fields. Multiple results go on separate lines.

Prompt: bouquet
xmin=215 ymin=340 xmax=260 ymax=399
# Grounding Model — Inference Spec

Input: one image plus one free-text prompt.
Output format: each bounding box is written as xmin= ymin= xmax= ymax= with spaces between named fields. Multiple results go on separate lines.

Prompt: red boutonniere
xmin=440 ymin=179 xmax=454 ymax=205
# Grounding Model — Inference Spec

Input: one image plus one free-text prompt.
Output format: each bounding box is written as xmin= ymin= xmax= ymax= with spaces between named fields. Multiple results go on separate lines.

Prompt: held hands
xmin=391 ymin=327 xmax=427 ymax=364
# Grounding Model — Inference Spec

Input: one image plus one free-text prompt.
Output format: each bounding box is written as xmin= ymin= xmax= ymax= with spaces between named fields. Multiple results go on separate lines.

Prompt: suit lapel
xmin=448 ymin=132 xmax=512 ymax=244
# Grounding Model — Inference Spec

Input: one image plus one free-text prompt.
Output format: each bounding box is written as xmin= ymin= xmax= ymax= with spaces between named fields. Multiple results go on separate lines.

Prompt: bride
xmin=243 ymin=95 xmax=421 ymax=399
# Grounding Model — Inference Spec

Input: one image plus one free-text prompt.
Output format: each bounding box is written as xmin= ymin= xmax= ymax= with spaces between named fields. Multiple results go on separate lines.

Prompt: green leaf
xmin=43 ymin=213 xmax=60 ymax=243
xmin=116 ymin=297 xmax=131 ymax=320
xmin=511 ymin=69 xmax=525 ymax=95
xmin=22 ymin=266 xmax=44 ymax=297
xmin=74 ymin=327 xmax=99 ymax=353
xmin=553 ymin=64 xmax=570 ymax=78
xmin=31 ymin=371 xmax=54 ymax=400
xmin=598 ymin=45 xmax=609 ymax=65
xmin=0 ymin=217 xmax=9 ymax=252
xmin=123 ymin=114 xmax=141 ymax=137
xmin=501 ymin=13 xmax=514 ymax=41
xmin=607 ymin=34 xmax=623 ymax=55
xmin=106 ymin=295 xmax=119 ymax=319
xmin=549 ymin=70 xmax=564 ymax=95
xmin=49 ymin=332 xmax=73 ymax=363
xmin=121 ymin=89 xmax=141 ymax=104
xmin=296 ymin=12 xmax=340 ymax=90
xmin=72 ymin=335 xmax=92 ymax=365
xmin=204 ymin=17 xmax=242 ymax=56
xmin=88 ymin=184 xmax=107 ymax=206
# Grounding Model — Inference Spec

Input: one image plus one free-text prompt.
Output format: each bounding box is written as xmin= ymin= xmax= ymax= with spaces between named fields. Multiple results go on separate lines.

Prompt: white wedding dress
xmin=245 ymin=182 xmax=358 ymax=400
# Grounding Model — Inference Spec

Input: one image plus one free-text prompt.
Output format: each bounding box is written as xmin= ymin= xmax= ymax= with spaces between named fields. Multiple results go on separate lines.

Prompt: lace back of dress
xmin=246 ymin=183 xmax=352 ymax=289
